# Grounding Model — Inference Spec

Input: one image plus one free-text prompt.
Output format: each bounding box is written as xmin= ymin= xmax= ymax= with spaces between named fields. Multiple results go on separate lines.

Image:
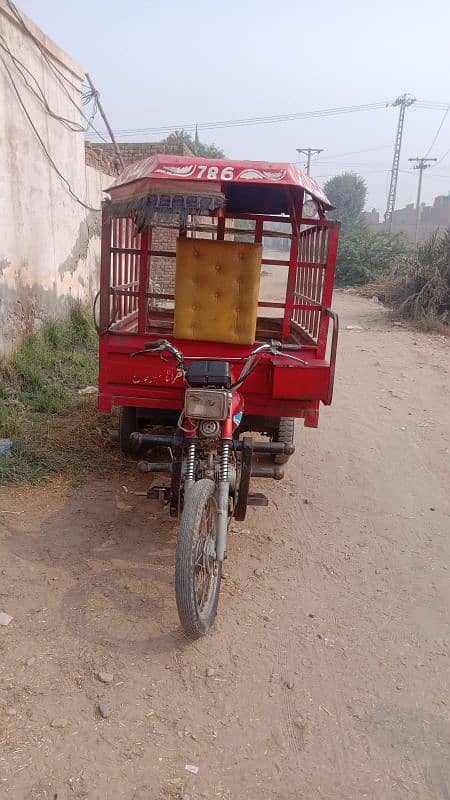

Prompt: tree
xmin=161 ymin=129 xmax=225 ymax=158
xmin=324 ymin=172 xmax=367 ymax=227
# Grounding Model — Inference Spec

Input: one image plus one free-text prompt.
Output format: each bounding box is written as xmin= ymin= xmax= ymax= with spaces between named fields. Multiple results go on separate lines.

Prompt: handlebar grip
xmin=278 ymin=343 xmax=302 ymax=351
xmin=144 ymin=339 xmax=169 ymax=351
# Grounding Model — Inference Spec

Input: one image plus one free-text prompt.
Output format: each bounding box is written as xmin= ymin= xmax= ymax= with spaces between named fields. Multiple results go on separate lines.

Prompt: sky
xmin=17 ymin=0 xmax=450 ymax=214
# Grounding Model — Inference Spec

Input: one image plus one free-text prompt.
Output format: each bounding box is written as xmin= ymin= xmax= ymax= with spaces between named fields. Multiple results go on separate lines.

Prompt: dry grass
xmin=0 ymin=396 xmax=127 ymax=485
xmin=356 ymin=229 xmax=450 ymax=331
xmin=0 ymin=304 xmax=130 ymax=485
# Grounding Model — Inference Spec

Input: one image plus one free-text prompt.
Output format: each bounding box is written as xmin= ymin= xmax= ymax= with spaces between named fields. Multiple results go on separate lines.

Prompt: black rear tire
xmin=175 ymin=479 xmax=222 ymax=638
xmin=119 ymin=406 xmax=137 ymax=454
xmin=273 ymin=417 xmax=295 ymax=464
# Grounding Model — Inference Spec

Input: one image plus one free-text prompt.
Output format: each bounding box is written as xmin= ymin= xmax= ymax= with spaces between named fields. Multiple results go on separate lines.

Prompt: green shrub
xmin=336 ymin=226 xmax=410 ymax=286
xmin=0 ymin=304 xmax=118 ymax=484
xmin=9 ymin=304 xmax=97 ymax=413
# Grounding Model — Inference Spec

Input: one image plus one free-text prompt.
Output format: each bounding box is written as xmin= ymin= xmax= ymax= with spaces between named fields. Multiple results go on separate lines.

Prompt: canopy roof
xmin=107 ymin=154 xmax=333 ymax=211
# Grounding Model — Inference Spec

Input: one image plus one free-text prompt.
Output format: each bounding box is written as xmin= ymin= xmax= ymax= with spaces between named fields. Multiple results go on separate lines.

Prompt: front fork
xmin=184 ymin=391 xmax=242 ymax=563
xmin=216 ymin=439 xmax=231 ymax=562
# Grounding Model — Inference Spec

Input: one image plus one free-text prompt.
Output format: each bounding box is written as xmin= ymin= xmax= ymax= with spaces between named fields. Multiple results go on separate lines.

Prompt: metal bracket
xmin=234 ymin=436 xmax=253 ymax=521
xmin=170 ymin=433 xmax=184 ymax=517
xmin=147 ymin=485 xmax=171 ymax=502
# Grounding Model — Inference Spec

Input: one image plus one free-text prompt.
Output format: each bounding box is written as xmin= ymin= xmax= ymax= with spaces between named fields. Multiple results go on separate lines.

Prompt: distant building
xmin=360 ymin=208 xmax=380 ymax=227
xmin=363 ymin=193 xmax=450 ymax=242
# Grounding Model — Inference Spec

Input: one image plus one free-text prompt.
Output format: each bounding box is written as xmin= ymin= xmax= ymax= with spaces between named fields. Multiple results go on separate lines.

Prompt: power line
xmin=0 ymin=54 xmax=99 ymax=212
xmin=6 ymin=0 xmax=80 ymax=93
xmin=4 ymin=1 xmax=109 ymax=144
xmin=86 ymin=98 xmax=450 ymax=142
xmin=435 ymin=147 xmax=450 ymax=166
xmin=87 ymin=102 xmax=389 ymax=140
xmin=0 ymin=33 xmax=86 ymax=132
xmin=315 ymin=144 xmax=392 ymax=161
xmin=416 ymin=99 xmax=450 ymax=109
xmin=425 ymin=105 xmax=450 ymax=157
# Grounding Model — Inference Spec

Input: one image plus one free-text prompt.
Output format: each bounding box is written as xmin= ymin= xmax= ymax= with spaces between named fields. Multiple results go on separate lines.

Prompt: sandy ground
xmin=0 ymin=291 xmax=449 ymax=800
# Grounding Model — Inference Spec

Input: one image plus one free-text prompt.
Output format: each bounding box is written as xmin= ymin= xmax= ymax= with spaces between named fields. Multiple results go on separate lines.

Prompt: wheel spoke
xmin=192 ymin=497 xmax=217 ymax=614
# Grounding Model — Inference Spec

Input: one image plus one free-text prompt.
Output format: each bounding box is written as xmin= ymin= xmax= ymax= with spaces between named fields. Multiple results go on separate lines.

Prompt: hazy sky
xmin=18 ymin=0 xmax=450 ymax=213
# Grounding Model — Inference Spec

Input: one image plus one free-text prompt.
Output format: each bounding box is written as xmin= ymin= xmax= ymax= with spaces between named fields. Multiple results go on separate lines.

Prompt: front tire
xmin=175 ymin=479 xmax=222 ymax=638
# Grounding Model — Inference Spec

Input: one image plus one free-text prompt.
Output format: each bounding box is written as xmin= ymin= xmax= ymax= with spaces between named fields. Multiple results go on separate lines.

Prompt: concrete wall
xmin=0 ymin=1 xmax=115 ymax=354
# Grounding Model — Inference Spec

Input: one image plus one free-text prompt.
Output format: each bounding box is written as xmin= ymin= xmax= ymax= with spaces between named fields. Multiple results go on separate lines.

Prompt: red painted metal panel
xmin=272 ymin=363 xmax=330 ymax=401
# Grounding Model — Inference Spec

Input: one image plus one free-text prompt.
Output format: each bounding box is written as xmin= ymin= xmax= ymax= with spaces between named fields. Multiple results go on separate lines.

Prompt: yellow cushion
xmin=174 ymin=238 xmax=262 ymax=345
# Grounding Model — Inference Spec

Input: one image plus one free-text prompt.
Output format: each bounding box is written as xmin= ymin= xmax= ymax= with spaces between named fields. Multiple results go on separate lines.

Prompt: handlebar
xmin=133 ymin=338 xmax=184 ymax=368
xmin=132 ymin=338 xmax=306 ymax=387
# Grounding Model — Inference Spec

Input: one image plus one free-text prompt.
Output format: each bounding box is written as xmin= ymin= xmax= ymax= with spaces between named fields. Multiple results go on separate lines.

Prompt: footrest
xmin=247 ymin=492 xmax=269 ymax=507
xmin=147 ymin=485 xmax=171 ymax=502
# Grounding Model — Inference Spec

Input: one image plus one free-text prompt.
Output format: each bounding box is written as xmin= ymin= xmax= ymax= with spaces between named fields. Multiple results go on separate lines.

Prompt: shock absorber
xmin=184 ymin=440 xmax=196 ymax=500
xmin=185 ymin=441 xmax=196 ymax=482
xmin=184 ymin=439 xmax=195 ymax=500
xmin=220 ymin=441 xmax=230 ymax=482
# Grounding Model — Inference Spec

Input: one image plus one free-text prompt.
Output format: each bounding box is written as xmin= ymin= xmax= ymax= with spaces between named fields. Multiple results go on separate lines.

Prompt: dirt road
xmin=1 ymin=292 xmax=449 ymax=800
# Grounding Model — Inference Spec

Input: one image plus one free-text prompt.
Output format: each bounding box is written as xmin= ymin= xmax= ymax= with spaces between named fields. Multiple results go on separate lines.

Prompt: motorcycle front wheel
xmin=175 ymin=479 xmax=222 ymax=638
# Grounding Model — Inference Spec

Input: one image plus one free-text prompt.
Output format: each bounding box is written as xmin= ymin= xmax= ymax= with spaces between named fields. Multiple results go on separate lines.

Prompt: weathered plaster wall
xmin=0 ymin=1 xmax=115 ymax=354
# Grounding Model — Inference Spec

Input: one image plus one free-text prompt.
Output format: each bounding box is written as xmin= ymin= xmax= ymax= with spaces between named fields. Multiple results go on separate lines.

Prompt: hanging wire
xmin=425 ymin=106 xmax=450 ymax=158
xmin=1 ymin=53 xmax=100 ymax=211
xmin=0 ymin=33 xmax=86 ymax=131
xmin=4 ymin=1 xmax=109 ymax=144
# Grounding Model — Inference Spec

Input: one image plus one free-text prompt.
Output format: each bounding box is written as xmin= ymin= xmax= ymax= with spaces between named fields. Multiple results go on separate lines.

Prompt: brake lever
xmin=277 ymin=352 xmax=308 ymax=366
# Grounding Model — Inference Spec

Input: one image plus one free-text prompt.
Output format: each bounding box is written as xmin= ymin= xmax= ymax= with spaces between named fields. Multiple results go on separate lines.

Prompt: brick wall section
xmin=85 ymin=142 xmax=121 ymax=175
xmin=86 ymin=140 xmax=193 ymax=171
xmin=151 ymin=227 xmax=177 ymax=297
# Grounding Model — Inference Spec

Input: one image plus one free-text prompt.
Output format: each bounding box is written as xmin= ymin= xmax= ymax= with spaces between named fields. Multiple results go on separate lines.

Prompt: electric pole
xmin=85 ymin=73 xmax=125 ymax=171
xmin=384 ymin=93 xmax=416 ymax=228
xmin=296 ymin=148 xmax=323 ymax=175
xmin=408 ymin=157 xmax=437 ymax=244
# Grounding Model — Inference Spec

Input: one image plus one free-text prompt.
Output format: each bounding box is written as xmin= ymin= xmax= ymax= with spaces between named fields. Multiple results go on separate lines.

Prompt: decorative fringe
xmin=104 ymin=191 xmax=225 ymax=229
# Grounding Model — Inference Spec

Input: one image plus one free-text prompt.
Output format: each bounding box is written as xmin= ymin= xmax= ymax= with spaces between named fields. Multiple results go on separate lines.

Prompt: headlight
xmin=185 ymin=389 xmax=229 ymax=420
xmin=199 ymin=420 xmax=221 ymax=438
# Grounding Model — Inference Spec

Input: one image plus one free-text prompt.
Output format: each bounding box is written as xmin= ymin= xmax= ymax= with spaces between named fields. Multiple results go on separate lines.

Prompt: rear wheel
xmin=119 ymin=406 xmax=137 ymax=454
xmin=175 ymin=479 xmax=222 ymax=638
xmin=273 ymin=417 xmax=295 ymax=464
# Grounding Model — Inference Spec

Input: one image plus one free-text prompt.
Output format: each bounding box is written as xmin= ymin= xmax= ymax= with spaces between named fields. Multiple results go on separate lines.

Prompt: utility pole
xmin=85 ymin=73 xmax=125 ymax=171
xmin=408 ymin=157 xmax=437 ymax=244
xmin=384 ymin=93 xmax=416 ymax=228
xmin=296 ymin=147 xmax=323 ymax=175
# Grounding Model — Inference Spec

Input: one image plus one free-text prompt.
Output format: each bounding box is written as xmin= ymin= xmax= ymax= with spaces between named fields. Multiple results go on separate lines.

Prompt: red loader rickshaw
xmin=97 ymin=154 xmax=339 ymax=637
